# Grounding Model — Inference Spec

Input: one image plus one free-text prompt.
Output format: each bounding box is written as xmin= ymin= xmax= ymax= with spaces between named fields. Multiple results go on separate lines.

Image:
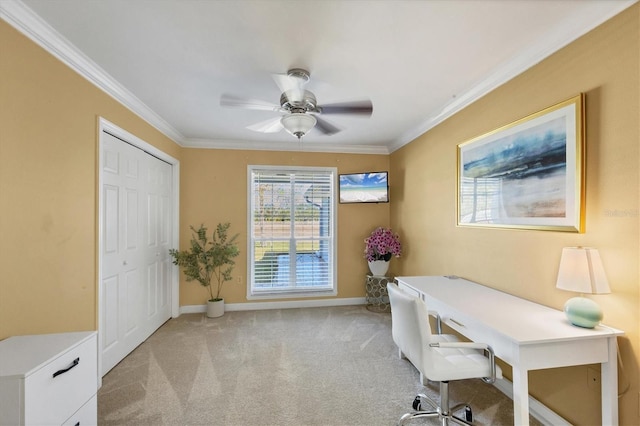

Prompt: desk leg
xmin=601 ymin=336 xmax=619 ymax=425
xmin=512 ymin=367 xmax=530 ymax=426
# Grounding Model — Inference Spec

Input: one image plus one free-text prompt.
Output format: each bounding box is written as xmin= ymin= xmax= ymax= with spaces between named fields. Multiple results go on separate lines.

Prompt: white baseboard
xmin=493 ymin=377 xmax=571 ymax=426
xmin=179 ymin=297 xmax=367 ymax=314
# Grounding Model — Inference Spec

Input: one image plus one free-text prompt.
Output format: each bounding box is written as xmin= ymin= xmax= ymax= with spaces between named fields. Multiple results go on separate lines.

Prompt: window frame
xmin=247 ymin=165 xmax=338 ymax=299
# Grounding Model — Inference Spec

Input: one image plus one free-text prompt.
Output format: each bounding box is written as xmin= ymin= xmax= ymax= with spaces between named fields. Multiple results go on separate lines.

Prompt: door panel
xmin=125 ymin=268 xmax=139 ymax=336
xmin=125 ymin=189 xmax=138 ymax=249
xmin=147 ymin=193 xmax=158 ymax=247
xmin=161 ymin=259 xmax=171 ymax=308
xmin=104 ymin=186 xmax=119 ymax=254
xmin=102 ymin=274 xmax=118 ymax=351
xmin=147 ymin=262 xmax=157 ymax=317
xmin=100 ymin=132 xmax=172 ymax=375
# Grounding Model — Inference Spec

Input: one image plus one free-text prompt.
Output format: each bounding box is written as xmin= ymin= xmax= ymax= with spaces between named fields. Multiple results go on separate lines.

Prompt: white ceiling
xmin=2 ymin=0 xmax=636 ymax=153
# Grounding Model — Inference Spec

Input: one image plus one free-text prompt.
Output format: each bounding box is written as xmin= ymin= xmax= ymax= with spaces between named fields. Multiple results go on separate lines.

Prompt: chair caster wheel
xmin=412 ymin=396 xmax=422 ymax=411
xmin=464 ymin=405 xmax=473 ymax=422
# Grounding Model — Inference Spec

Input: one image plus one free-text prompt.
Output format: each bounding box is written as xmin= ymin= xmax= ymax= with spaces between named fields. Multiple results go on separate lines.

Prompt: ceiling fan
xmin=220 ymin=68 xmax=373 ymax=140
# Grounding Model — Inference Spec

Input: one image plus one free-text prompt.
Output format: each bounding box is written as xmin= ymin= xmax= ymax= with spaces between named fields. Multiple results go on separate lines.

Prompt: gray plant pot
xmin=207 ymin=299 xmax=224 ymax=318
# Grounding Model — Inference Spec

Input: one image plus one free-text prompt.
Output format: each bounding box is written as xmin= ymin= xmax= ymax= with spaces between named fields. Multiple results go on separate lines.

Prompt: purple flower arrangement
xmin=364 ymin=227 xmax=402 ymax=262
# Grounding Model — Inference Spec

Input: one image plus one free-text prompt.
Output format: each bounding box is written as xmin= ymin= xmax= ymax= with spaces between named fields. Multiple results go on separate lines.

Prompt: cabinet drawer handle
xmin=52 ymin=357 xmax=79 ymax=378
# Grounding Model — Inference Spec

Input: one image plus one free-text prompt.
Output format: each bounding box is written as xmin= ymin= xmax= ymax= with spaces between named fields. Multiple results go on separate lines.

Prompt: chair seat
xmin=424 ymin=334 xmax=503 ymax=382
xmin=429 ymin=349 xmax=503 ymax=382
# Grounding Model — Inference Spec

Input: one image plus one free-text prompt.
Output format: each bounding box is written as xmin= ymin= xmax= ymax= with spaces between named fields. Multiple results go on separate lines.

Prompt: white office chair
xmin=387 ymin=282 xmax=502 ymax=426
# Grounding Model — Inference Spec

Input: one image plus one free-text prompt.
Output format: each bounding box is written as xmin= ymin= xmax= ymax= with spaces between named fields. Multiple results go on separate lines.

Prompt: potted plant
xmin=364 ymin=227 xmax=402 ymax=276
xmin=169 ymin=223 xmax=240 ymax=318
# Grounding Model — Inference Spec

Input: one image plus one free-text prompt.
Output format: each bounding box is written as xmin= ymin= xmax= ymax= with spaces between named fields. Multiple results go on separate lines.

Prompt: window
xmin=248 ymin=166 xmax=336 ymax=297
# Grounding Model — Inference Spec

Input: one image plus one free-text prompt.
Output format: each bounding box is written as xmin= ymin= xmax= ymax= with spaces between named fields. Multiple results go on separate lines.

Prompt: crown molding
xmin=389 ymin=0 xmax=638 ymax=153
xmin=0 ymin=0 xmax=185 ymax=144
xmin=3 ymin=0 xmax=635 ymax=155
xmin=182 ymin=137 xmax=390 ymax=155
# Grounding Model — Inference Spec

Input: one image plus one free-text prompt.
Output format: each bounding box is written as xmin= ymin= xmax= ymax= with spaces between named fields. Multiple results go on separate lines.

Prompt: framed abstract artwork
xmin=457 ymin=94 xmax=585 ymax=232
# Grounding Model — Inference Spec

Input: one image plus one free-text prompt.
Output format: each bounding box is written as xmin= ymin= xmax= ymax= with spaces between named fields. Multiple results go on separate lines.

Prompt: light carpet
xmin=98 ymin=306 xmax=541 ymax=425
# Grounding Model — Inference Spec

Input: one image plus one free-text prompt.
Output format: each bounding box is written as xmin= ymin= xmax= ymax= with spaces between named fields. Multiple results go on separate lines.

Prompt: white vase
xmin=206 ymin=299 xmax=224 ymax=318
xmin=368 ymin=260 xmax=390 ymax=277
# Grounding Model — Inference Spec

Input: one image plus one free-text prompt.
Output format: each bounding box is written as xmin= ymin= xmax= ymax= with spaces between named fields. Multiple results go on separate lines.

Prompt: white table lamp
xmin=556 ymin=247 xmax=611 ymax=328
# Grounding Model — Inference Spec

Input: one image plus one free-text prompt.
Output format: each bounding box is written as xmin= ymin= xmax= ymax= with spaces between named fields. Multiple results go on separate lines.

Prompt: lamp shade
xmin=281 ymin=113 xmax=317 ymax=139
xmin=556 ymin=247 xmax=611 ymax=294
xmin=556 ymin=247 xmax=610 ymax=328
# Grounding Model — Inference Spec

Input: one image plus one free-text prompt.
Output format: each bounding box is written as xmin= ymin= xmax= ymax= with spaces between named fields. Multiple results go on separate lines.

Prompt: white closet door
xmin=100 ymin=132 xmax=172 ymax=375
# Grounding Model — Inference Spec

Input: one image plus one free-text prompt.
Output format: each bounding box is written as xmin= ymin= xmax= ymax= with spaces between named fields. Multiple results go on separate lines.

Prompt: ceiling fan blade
xmin=220 ymin=94 xmax=282 ymax=112
xmin=246 ymin=116 xmax=284 ymax=133
xmin=316 ymin=100 xmax=373 ymax=116
xmin=314 ymin=116 xmax=341 ymax=136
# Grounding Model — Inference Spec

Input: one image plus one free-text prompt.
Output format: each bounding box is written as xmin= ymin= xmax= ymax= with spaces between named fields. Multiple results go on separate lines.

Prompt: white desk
xmin=396 ymin=275 xmax=623 ymax=426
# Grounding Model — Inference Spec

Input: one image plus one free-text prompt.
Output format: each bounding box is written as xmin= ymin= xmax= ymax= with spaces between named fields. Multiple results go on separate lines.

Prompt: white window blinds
xmin=249 ymin=166 xmax=336 ymax=296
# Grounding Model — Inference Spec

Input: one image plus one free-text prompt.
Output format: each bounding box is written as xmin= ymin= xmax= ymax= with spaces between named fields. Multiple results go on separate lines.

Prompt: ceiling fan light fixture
xmin=281 ymin=113 xmax=316 ymax=139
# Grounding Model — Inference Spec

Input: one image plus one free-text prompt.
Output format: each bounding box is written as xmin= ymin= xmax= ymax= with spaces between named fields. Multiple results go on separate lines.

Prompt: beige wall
xmin=0 ymin=21 xmax=181 ymax=339
xmin=0 ymin=19 xmax=390 ymax=337
xmin=2 ymin=4 xmax=638 ymax=424
xmin=390 ymin=5 xmax=639 ymax=425
xmin=178 ymin=148 xmax=390 ymax=305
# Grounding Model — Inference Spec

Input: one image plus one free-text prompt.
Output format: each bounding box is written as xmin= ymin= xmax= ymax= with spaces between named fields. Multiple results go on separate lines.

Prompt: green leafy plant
xmin=169 ymin=223 xmax=240 ymax=302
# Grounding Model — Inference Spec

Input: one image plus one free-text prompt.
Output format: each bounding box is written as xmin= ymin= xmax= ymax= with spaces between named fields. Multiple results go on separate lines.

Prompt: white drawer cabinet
xmin=62 ymin=395 xmax=96 ymax=426
xmin=0 ymin=331 xmax=98 ymax=426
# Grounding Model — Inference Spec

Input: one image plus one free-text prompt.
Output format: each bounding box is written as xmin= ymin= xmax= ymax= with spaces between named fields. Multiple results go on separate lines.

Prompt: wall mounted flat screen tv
xmin=339 ymin=171 xmax=389 ymax=204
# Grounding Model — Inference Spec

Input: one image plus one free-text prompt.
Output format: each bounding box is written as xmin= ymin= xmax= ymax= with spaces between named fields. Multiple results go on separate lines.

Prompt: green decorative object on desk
xmin=563 ymin=296 xmax=603 ymax=328
xmin=556 ymin=246 xmax=611 ymax=329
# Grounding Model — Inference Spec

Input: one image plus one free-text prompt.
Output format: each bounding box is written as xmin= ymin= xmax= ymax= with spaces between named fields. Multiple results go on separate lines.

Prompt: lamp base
xmin=563 ymin=296 xmax=603 ymax=328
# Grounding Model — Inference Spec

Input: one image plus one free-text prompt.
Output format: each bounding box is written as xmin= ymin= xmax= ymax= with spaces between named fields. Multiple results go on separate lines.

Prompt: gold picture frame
xmin=457 ymin=94 xmax=585 ymax=232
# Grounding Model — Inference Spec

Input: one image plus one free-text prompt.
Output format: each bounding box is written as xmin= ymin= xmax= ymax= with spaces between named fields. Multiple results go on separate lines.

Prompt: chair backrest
xmin=387 ymin=282 xmax=433 ymax=372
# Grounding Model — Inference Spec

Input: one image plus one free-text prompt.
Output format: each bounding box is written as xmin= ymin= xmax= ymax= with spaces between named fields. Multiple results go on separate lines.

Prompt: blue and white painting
xmin=339 ymin=172 xmax=388 ymax=203
xmin=458 ymin=96 xmax=583 ymax=231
